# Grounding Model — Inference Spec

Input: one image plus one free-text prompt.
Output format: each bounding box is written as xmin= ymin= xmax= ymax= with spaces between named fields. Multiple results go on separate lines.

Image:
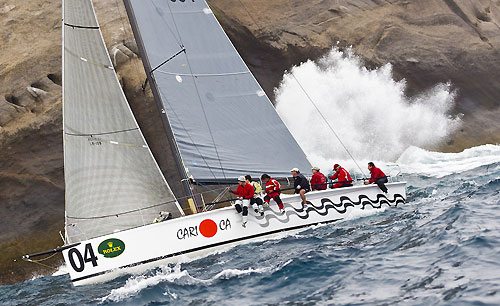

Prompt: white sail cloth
xmin=63 ymin=0 xmax=182 ymax=243
xmin=125 ymin=0 xmax=312 ymax=182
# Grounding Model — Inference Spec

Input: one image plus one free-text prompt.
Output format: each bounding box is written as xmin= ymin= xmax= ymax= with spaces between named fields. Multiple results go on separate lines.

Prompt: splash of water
xmin=275 ymin=47 xmax=461 ymax=169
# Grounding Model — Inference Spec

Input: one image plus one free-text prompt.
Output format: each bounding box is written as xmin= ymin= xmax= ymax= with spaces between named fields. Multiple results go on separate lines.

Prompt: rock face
xmin=0 ymin=0 xmax=499 ymax=283
xmin=212 ymin=0 xmax=500 ymax=149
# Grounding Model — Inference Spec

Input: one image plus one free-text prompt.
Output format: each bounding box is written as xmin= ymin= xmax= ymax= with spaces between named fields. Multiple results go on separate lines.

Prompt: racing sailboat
xmin=28 ymin=0 xmax=406 ymax=285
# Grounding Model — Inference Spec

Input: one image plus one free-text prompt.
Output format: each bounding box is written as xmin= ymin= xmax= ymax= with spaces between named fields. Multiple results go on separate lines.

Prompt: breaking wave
xmin=99 ymin=263 xmax=278 ymax=303
xmin=275 ymin=47 xmax=462 ymax=169
xmin=397 ymin=144 xmax=500 ymax=177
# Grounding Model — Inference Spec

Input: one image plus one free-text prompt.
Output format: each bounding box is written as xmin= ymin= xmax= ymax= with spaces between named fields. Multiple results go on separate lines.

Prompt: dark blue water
xmin=2 ymin=161 xmax=499 ymax=305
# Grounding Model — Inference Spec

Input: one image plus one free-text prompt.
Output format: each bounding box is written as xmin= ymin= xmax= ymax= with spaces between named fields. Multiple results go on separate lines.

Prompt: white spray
xmin=275 ymin=47 xmax=462 ymax=173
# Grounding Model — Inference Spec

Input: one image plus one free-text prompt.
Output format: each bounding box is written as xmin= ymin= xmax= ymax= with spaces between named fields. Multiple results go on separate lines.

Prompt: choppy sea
xmin=0 ymin=144 xmax=499 ymax=305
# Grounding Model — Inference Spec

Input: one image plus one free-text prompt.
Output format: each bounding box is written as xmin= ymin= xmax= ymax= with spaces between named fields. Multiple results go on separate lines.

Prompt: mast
xmin=123 ymin=0 xmax=197 ymax=210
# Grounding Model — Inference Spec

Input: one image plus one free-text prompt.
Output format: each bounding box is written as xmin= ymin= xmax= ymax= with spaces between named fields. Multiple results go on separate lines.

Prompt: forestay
xmin=124 ymin=0 xmax=312 ymax=182
xmin=63 ymin=0 xmax=183 ymax=244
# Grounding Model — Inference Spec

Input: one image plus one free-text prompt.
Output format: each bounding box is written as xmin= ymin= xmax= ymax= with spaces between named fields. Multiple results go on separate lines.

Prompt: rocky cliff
xmin=0 ymin=0 xmax=499 ymax=283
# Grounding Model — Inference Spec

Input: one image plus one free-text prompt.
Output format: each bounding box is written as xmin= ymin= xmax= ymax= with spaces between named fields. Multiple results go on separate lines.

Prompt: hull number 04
xmin=68 ymin=243 xmax=98 ymax=272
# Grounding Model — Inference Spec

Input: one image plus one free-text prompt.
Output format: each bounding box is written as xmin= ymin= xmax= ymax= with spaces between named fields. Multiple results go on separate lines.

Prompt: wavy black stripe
xmin=256 ymin=194 xmax=405 ymax=228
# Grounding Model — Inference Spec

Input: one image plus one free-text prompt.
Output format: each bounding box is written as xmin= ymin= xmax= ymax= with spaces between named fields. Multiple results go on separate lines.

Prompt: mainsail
xmin=124 ymin=0 xmax=312 ymax=182
xmin=63 ymin=0 xmax=183 ymax=243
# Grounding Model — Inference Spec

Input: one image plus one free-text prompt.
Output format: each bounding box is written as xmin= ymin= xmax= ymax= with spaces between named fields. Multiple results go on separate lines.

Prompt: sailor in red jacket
xmin=364 ymin=162 xmax=388 ymax=193
xmin=229 ymin=176 xmax=255 ymax=227
xmin=261 ymin=173 xmax=285 ymax=215
xmin=310 ymin=166 xmax=327 ymax=191
xmin=330 ymin=164 xmax=353 ymax=188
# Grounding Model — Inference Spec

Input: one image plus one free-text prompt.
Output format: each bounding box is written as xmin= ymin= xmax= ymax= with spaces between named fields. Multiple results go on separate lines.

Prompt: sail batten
xmin=63 ymin=0 xmax=182 ymax=244
xmin=125 ymin=0 xmax=312 ymax=181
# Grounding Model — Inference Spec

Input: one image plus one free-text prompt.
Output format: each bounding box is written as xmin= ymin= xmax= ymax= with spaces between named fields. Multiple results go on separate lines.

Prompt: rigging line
xmin=149 ymin=0 xmax=183 ymax=48
xmin=235 ymin=0 xmax=261 ymax=31
xmin=290 ymin=73 xmax=366 ymax=176
xmin=156 ymin=87 xmax=218 ymax=179
xmin=235 ymin=0 xmax=367 ymax=177
xmin=165 ymin=0 xmax=227 ymax=180
xmin=65 ymin=127 xmax=138 ymax=136
xmin=23 ymin=258 xmax=59 ymax=271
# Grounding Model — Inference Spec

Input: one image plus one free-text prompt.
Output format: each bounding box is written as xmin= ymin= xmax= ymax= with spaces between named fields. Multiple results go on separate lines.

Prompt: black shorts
xmin=296 ymin=188 xmax=310 ymax=194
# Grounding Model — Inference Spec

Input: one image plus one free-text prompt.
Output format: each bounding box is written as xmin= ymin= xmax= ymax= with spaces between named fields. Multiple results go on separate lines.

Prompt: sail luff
xmin=63 ymin=0 xmax=183 ymax=243
xmin=62 ymin=0 xmax=68 ymax=244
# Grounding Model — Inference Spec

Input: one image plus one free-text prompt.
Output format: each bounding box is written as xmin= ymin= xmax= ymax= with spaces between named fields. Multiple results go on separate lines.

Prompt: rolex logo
xmin=98 ymin=238 xmax=125 ymax=258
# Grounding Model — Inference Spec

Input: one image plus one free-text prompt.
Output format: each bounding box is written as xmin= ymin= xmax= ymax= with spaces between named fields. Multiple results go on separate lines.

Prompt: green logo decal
xmin=98 ymin=238 xmax=125 ymax=258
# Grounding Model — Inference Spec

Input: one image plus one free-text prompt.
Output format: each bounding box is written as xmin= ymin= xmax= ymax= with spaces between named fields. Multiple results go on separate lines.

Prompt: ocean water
xmin=0 ymin=146 xmax=499 ymax=305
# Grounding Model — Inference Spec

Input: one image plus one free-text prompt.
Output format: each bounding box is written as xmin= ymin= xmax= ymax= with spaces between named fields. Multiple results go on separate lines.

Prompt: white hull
xmin=63 ymin=182 xmax=406 ymax=285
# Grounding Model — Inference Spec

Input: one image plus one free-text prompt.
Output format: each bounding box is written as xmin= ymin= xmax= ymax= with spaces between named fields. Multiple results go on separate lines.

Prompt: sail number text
xmin=68 ymin=243 xmax=98 ymax=272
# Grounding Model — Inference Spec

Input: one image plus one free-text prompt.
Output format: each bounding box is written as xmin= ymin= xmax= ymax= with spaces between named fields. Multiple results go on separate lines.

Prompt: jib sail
xmin=63 ymin=0 xmax=183 ymax=243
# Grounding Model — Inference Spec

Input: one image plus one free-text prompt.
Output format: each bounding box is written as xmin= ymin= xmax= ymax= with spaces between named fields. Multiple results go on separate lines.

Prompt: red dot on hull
xmin=199 ymin=219 xmax=217 ymax=238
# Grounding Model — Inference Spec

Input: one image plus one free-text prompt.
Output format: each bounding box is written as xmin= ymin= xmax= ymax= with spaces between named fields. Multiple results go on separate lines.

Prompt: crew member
xmin=310 ymin=166 xmax=327 ymax=191
xmin=330 ymin=164 xmax=353 ymax=188
xmin=245 ymin=175 xmax=264 ymax=216
xmin=261 ymin=173 xmax=285 ymax=215
xmin=229 ymin=176 xmax=254 ymax=227
xmin=364 ymin=162 xmax=388 ymax=193
xmin=291 ymin=168 xmax=310 ymax=208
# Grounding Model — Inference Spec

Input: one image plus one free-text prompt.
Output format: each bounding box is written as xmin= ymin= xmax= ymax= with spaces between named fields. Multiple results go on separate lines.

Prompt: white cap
xmin=290 ymin=167 xmax=299 ymax=172
xmin=238 ymin=176 xmax=246 ymax=182
xmin=312 ymin=166 xmax=320 ymax=171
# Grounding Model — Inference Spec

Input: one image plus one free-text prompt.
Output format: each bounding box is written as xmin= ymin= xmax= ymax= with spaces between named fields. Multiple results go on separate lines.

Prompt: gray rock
xmin=0 ymin=99 xmax=20 ymax=126
xmin=26 ymin=86 xmax=48 ymax=99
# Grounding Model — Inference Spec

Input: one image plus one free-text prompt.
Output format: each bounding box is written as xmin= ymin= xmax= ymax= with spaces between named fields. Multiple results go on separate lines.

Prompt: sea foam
xmin=99 ymin=263 xmax=274 ymax=303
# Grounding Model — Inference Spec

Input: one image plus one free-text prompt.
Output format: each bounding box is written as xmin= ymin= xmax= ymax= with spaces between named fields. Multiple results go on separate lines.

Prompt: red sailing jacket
xmin=369 ymin=167 xmax=386 ymax=183
xmin=330 ymin=167 xmax=352 ymax=188
xmin=311 ymin=172 xmax=327 ymax=190
xmin=232 ymin=183 xmax=254 ymax=199
xmin=265 ymin=179 xmax=281 ymax=196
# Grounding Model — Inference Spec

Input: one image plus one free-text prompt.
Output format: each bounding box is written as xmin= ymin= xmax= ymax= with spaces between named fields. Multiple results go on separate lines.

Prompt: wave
xmin=275 ymin=47 xmax=461 ymax=170
xmin=397 ymin=144 xmax=500 ymax=177
xmin=99 ymin=263 xmax=279 ymax=303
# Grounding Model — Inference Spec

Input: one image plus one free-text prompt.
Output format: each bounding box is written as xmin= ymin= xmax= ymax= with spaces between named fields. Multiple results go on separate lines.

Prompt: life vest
xmin=251 ymin=181 xmax=262 ymax=195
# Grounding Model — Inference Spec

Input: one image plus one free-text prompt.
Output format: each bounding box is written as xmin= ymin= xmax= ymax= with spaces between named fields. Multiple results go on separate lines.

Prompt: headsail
xmin=63 ymin=0 xmax=183 ymax=243
xmin=124 ymin=0 xmax=312 ymax=182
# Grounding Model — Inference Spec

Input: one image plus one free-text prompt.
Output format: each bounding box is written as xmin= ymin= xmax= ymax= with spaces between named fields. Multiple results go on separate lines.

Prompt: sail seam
xmin=156 ymin=70 xmax=250 ymax=77
xmin=65 ymin=127 xmax=139 ymax=136
xmin=64 ymin=22 xmax=99 ymax=29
